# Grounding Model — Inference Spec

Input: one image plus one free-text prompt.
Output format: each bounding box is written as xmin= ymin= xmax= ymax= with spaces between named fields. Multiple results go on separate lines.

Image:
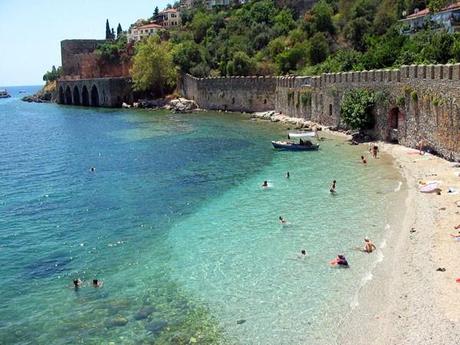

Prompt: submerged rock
xmin=236 ymin=319 xmax=246 ymax=325
xmin=145 ymin=320 xmax=168 ymax=335
xmin=134 ymin=306 xmax=156 ymax=320
xmin=106 ymin=315 xmax=128 ymax=327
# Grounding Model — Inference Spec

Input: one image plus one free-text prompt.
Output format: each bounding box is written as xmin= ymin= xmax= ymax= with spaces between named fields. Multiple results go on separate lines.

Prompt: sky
xmin=0 ymin=0 xmax=170 ymax=86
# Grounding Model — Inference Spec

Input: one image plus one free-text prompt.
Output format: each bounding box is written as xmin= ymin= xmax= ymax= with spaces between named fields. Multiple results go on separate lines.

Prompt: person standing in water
xmin=372 ymin=145 xmax=379 ymax=158
xmin=279 ymin=216 xmax=287 ymax=224
xmin=286 ymin=171 xmax=290 ymax=179
xmin=363 ymin=238 xmax=377 ymax=253
xmin=330 ymin=180 xmax=336 ymax=193
xmin=262 ymin=180 xmax=268 ymax=188
xmin=361 ymin=156 xmax=367 ymax=164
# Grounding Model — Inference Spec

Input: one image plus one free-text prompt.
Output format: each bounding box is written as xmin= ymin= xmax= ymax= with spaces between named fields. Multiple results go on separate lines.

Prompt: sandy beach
xmin=252 ymin=111 xmax=460 ymax=343
xmin=339 ymin=142 xmax=460 ymax=345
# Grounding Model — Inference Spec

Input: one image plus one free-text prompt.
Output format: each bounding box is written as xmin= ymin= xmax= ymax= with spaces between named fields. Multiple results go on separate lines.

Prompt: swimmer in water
xmin=361 ymin=155 xmax=367 ymax=164
xmin=73 ymin=278 xmax=82 ymax=288
xmin=363 ymin=237 xmax=376 ymax=253
xmin=330 ymin=180 xmax=336 ymax=193
xmin=262 ymin=180 xmax=268 ymax=187
xmin=279 ymin=216 xmax=287 ymax=224
xmin=286 ymin=171 xmax=290 ymax=179
xmin=90 ymin=167 xmax=96 ymax=172
xmin=92 ymin=279 xmax=103 ymax=288
xmin=330 ymin=254 xmax=349 ymax=267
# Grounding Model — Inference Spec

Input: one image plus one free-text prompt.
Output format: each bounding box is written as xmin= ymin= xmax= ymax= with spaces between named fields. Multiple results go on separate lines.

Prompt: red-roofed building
xmin=127 ymin=23 xmax=163 ymax=42
xmin=400 ymin=2 xmax=460 ymax=34
xmin=157 ymin=8 xmax=181 ymax=28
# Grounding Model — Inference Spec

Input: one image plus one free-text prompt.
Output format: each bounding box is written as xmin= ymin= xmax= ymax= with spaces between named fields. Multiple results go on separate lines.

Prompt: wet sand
xmin=339 ymin=143 xmax=460 ymax=345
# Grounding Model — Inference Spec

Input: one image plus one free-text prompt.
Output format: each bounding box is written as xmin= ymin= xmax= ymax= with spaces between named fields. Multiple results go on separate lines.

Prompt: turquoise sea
xmin=0 ymin=86 xmax=402 ymax=345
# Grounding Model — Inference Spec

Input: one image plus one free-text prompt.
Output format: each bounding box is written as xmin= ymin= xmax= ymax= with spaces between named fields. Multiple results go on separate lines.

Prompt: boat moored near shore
xmin=0 ymin=89 xmax=11 ymax=98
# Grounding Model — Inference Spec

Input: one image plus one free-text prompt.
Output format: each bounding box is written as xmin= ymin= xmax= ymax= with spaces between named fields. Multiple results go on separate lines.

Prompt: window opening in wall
xmin=389 ymin=107 xmax=399 ymax=129
xmin=329 ymin=104 xmax=333 ymax=116
xmin=263 ymin=99 xmax=267 ymax=104
xmin=232 ymin=97 xmax=235 ymax=104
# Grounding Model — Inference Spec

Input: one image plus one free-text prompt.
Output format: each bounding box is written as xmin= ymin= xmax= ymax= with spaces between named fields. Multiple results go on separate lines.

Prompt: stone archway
xmin=58 ymin=87 xmax=65 ymax=104
xmin=65 ymin=86 xmax=72 ymax=105
xmin=388 ymin=107 xmax=401 ymax=143
xmin=91 ymin=85 xmax=99 ymax=107
xmin=81 ymin=85 xmax=89 ymax=106
xmin=73 ymin=86 xmax=80 ymax=105
xmin=389 ymin=107 xmax=399 ymax=129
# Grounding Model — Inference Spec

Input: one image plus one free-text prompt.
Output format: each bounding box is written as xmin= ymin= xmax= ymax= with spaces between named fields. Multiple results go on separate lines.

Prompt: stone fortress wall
xmin=179 ymin=74 xmax=277 ymax=112
xmin=57 ymin=40 xmax=132 ymax=107
xmin=180 ymin=65 xmax=460 ymax=161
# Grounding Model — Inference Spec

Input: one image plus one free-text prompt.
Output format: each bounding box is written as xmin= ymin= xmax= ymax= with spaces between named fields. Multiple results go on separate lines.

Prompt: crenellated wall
xmin=179 ymin=65 xmax=460 ymax=160
xmin=179 ymin=74 xmax=277 ymax=112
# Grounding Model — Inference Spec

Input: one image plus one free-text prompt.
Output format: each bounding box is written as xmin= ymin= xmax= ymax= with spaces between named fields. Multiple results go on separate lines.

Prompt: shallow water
xmin=0 ymin=89 xmax=401 ymax=344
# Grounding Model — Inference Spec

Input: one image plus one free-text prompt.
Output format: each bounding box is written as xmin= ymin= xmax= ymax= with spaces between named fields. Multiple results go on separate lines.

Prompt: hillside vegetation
xmin=129 ymin=0 xmax=460 ymax=94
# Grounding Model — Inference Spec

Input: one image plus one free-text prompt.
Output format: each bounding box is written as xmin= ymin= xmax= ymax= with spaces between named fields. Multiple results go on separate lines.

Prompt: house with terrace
xmin=400 ymin=2 xmax=460 ymax=34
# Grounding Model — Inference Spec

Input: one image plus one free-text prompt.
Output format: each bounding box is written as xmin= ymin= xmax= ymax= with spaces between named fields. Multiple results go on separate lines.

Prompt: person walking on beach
xmin=363 ymin=238 xmax=377 ymax=253
xmin=330 ymin=180 xmax=336 ymax=193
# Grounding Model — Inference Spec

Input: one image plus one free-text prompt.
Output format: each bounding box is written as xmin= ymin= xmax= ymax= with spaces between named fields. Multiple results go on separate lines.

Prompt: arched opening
xmin=73 ymin=86 xmax=80 ymax=105
xmin=389 ymin=107 xmax=399 ymax=129
xmin=90 ymin=85 xmax=99 ymax=107
xmin=81 ymin=86 xmax=89 ymax=106
xmin=388 ymin=107 xmax=401 ymax=143
xmin=329 ymin=104 xmax=333 ymax=116
xmin=58 ymin=87 xmax=65 ymax=104
xmin=65 ymin=86 xmax=72 ymax=105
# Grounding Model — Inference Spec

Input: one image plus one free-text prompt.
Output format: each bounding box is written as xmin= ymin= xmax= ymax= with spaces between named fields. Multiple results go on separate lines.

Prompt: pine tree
xmin=111 ymin=28 xmax=115 ymax=40
xmin=154 ymin=6 xmax=159 ymax=18
xmin=117 ymin=23 xmax=123 ymax=39
xmin=105 ymin=19 xmax=111 ymax=40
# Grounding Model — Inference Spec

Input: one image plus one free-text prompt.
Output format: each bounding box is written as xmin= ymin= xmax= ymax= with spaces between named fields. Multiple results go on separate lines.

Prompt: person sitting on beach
xmin=361 ymin=156 xmax=367 ymax=164
xmin=73 ymin=279 xmax=82 ymax=288
xmin=279 ymin=216 xmax=287 ymax=224
xmin=363 ymin=238 xmax=377 ymax=253
xmin=417 ymin=139 xmax=427 ymax=155
xmin=262 ymin=180 xmax=268 ymax=188
xmin=330 ymin=180 xmax=336 ymax=193
xmin=92 ymin=279 xmax=103 ymax=288
xmin=330 ymin=255 xmax=349 ymax=267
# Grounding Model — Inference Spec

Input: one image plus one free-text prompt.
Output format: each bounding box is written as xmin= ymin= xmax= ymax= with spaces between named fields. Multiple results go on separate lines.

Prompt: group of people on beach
xmin=264 ymin=154 xmax=379 ymax=268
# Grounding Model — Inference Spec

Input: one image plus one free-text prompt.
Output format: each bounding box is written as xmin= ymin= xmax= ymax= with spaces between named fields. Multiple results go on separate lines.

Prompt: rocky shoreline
xmin=128 ymin=97 xmax=199 ymax=113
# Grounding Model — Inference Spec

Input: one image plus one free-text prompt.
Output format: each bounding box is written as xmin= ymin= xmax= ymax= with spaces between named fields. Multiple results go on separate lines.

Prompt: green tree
xmin=428 ymin=0 xmax=448 ymax=12
xmin=312 ymin=0 xmax=335 ymax=34
xmin=116 ymin=23 xmax=123 ymax=39
xmin=275 ymin=43 xmax=308 ymax=74
xmin=226 ymin=51 xmax=255 ymax=75
xmin=43 ymin=65 xmax=62 ymax=82
xmin=308 ymin=32 xmax=329 ymax=64
xmin=191 ymin=11 xmax=212 ymax=43
xmin=130 ymin=36 xmax=177 ymax=97
xmin=105 ymin=19 xmax=111 ymax=39
xmin=340 ymin=89 xmax=376 ymax=130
